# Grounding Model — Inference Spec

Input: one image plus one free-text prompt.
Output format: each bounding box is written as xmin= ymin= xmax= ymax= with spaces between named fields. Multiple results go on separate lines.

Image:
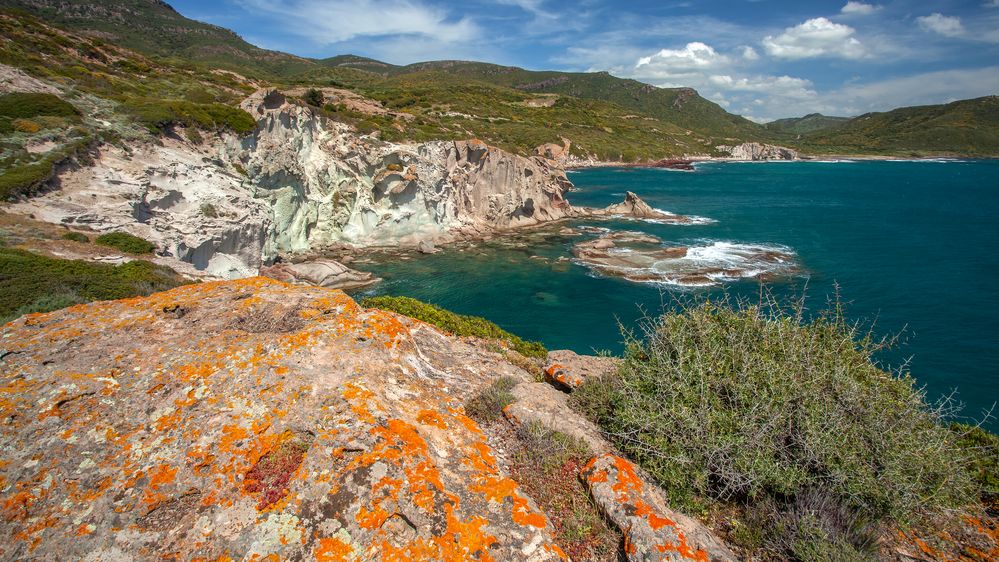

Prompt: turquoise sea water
xmin=357 ymin=160 xmax=999 ymax=429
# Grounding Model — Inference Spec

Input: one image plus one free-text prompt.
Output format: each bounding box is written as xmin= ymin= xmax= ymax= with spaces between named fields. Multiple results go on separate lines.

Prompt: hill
xmin=0 ymin=0 xmax=313 ymax=77
xmin=799 ymin=96 xmax=999 ymax=157
xmin=765 ymin=113 xmax=850 ymax=136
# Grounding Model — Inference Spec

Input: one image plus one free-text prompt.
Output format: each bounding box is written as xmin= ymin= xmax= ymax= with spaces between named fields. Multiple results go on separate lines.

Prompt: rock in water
xmin=0 ymin=278 xmax=568 ymax=561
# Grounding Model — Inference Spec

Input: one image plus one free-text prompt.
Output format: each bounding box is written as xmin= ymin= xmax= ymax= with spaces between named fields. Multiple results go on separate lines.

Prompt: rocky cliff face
xmin=715 ymin=142 xmax=798 ymax=161
xmin=0 ymin=279 xmax=735 ymax=561
xmin=13 ymin=89 xmax=575 ymax=279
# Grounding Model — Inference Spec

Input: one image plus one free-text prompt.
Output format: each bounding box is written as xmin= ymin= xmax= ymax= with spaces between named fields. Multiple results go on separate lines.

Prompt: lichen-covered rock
xmin=0 ymin=278 xmax=567 ymax=561
xmin=544 ymin=350 xmax=620 ymax=391
xmin=581 ymin=455 xmax=737 ymax=562
xmin=503 ymin=382 xmax=613 ymax=455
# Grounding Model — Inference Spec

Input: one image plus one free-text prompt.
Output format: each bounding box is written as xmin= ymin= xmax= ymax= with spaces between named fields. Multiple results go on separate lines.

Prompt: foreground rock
xmin=582 ymin=455 xmax=737 ymax=562
xmin=545 ymin=349 xmax=621 ymax=391
xmin=503 ymin=382 xmax=614 ymax=455
xmin=259 ymin=259 xmax=380 ymax=290
xmin=0 ymin=278 xmax=568 ymax=560
xmin=572 ymin=231 xmax=798 ymax=287
xmin=715 ymin=142 xmax=798 ymax=161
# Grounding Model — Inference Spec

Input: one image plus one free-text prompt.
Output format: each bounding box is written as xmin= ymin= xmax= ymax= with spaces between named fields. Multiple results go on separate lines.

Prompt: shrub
xmin=12 ymin=118 xmax=41 ymax=133
xmin=95 ymin=232 xmax=156 ymax=254
xmin=951 ymin=423 xmax=999 ymax=510
xmin=123 ymin=98 xmax=256 ymax=136
xmin=200 ymin=203 xmax=218 ymax=218
xmin=61 ymin=231 xmax=89 ymax=243
xmin=304 ymin=88 xmax=325 ymax=107
xmin=573 ymin=294 xmax=978 ymax=554
xmin=464 ymin=376 xmax=518 ymax=422
xmin=361 ymin=295 xmax=547 ymax=358
xmin=0 ymin=92 xmax=79 ymax=120
xmin=0 ymin=248 xmax=186 ymax=324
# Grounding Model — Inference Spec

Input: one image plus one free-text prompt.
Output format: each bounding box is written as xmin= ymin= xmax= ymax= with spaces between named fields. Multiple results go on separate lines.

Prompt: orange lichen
xmin=314 ymin=536 xmax=355 ymax=561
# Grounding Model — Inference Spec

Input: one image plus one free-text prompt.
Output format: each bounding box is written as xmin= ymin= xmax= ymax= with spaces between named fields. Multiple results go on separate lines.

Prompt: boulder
xmin=259 ymin=259 xmax=381 ymax=290
xmin=544 ymin=349 xmax=621 ymax=391
xmin=582 ymin=454 xmax=738 ymax=562
xmin=0 ymin=278 xmax=567 ymax=561
xmin=503 ymin=382 xmax=614 ymax=455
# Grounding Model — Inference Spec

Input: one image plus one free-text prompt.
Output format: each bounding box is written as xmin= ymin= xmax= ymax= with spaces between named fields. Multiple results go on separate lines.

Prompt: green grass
xmin=94 ymin=231 xmax=155 ymax=254
xmin=0 ymin=247 xmax=187 ymax=324
xmin=361 ymin=295 xmax=547 ymax=358
xmin=571 ymin=294 xmax=982 ymax=559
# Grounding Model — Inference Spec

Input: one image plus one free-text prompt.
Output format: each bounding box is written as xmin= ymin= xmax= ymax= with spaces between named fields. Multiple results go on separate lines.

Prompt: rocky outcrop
xmin=0 ymin=278 xmax=566 ymax=560
xmin=572 ymin=231 xmax=798 ymax=287
xmin=582 ymin=455 xmax=737 ymax=561
xmin=715 ymin=142 xmax=798 ymax=161
xmin=576 ymin=192 xmax=703 ymax=224
xmin=503 ymin=382 xmax=614 ymax=455
xmin=545 ymin=349 xmax=620 ymax=391
xmin=259 ymin=259 xmax=380 ymax=290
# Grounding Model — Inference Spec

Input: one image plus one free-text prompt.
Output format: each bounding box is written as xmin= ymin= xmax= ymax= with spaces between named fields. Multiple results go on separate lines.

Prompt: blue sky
xmin=169 ymin=0 xmax=999 ymax=121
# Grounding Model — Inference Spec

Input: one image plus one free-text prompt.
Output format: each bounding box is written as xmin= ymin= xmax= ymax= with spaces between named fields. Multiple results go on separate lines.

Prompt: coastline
xmin=564 ymin=153 xmax=992 ymax=171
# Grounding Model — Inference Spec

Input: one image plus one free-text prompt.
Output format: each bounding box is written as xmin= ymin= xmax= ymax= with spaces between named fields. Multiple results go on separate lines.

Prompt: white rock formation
xmin=716 ymin=142 xmax=798 ymax=161
xmin=13 ymin=89 xmax=576 ymax=279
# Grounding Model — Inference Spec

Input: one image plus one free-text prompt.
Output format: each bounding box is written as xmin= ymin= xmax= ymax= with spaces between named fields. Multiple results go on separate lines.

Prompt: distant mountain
xmin=0 ymin=0 xmax=313 ymax=77
xmin=799 ymin=96 xmax=999 ymax=157
xmin=375 ymin=60 xmax=769 ymax=141
xmin=766 ymin=113 xmax=851 ymax=136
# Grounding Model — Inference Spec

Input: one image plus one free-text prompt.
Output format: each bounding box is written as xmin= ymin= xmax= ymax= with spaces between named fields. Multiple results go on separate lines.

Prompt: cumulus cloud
xmin=236 ymin=0 xmax=479 ymax=45
xmin=636 ymin=42 xmax=729 ymax=71
xmin=708 ymin=75 xmax=817 ymax=99
xmin=841 ymin=2 xmax=879 ymax=16
xmin=762 ymin=17 xmax=866 ymax=59
xmin=917 ymin=13 xmax=965 ymax=37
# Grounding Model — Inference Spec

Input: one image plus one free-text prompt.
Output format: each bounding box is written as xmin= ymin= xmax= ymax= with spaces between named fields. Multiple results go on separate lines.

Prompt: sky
xmin=168 ymin=0 xmax=999 ymax=122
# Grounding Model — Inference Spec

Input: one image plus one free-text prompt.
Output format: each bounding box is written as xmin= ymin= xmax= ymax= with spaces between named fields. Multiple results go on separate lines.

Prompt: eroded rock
xmin=582 ymin=454 xmax=737 ymax=562
xmin=503 ymin=382 xmax=614 ymax=455
xmin=715 ymin=142 xmax=798 ymax=161
xmin=545 ymin=350 xmax=620 ymax=391
xmin=259 ymin=259 xmax=381 ymax=290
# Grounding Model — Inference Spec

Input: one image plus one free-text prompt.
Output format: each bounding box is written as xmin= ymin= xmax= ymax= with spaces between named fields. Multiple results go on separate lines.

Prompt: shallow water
xmin=356 ymin=160 xmax=999 ymax=429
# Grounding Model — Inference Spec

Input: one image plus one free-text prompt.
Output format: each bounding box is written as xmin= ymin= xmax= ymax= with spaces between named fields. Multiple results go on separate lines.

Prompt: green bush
xmin=465 ymin=376 xmax=518 ymax=422
xmin=0 ymin=248 xmax=187 ymax=324
xmin=304 ymin=88 xmax=325 ymax=107
xmin=95 ymin=232 xmax=156 ymax=254
xmin=0 ymin=135 xmax=93 ymax=200
xmin=61 ymin=231 xmax=89 ymax=243
xmin=0 ymin=92 xmax=79 ymax=120
xmin=951 ymin=422 xmax=999 ymax=510
xmin=572 ymin=295 xmax=979 ymax=556
xmin=123 ymin=98 xmax=256 ymax=135
xmin=361 ymin=295 xmax=547 ymax=358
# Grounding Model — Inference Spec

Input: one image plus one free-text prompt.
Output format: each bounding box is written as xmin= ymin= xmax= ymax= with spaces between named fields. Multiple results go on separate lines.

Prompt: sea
xmin=355 ymin=160 xmax=999 ymax=430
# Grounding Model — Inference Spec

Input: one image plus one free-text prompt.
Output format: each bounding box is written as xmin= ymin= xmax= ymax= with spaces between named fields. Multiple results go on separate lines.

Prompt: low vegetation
xmin=464 ymin=376 xmax=518 ymax=422
xmin=571 ymin=295 xmax=987 ymax=559
xmin=0 ymin=247 xmax=187 ymax=324
xmin=60 ymin=231 xmax=89 ymax=243
xmin=94 ymin=231 xmax=156 ymax=254
xmin=361 ymin=295 xmax=547 ymax=358
xmin=122 ymin=98 xmax=256 ymax=136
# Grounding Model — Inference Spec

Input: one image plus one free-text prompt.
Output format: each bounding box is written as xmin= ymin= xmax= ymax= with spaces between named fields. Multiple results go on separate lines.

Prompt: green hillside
xmin=0 ymin=0 xmax=313 ymax=77
xmin=766 ymin=113 xmax=850 ymax=136
xmin=799 ymin=96 xmax=999 ymax=157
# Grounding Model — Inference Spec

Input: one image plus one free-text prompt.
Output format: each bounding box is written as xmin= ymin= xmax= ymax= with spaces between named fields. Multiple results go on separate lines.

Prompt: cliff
xmin=714 ymin=142 xmax=798 ymax=161
xmin=0 ymin=278 xmax=735 ymax=560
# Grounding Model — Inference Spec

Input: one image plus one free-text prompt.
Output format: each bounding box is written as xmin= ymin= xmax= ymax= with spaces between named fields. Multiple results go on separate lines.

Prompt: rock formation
xmin=715 ymin=142 xmax=798 ymax=161
xmin=0 ymin=278 xmax=737 ymax=560
xmin=13 ymin=88 xmax=576 ymax=280
xmin=259 ymin=259 xmax=381 ymax=290
xmin=577 ymin=192 xmax=703 ymax=224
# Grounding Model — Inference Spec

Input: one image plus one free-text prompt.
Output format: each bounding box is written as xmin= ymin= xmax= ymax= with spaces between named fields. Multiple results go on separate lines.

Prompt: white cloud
xmin=636 ymin=42 xmax=729 ymax=71
xmin=762 ymin=17 xmax=866 ymax=59
xmin=708 ymin=74 xmax=817 ymax=99
xmin=917 ymin=13 xmax=965 ymax=38
xmin=236 ymin=0 xmax=479 ymax=45
xmin=740 ymin=46 xmax=760 ymax=60
xmin=985 ymin=1 xmax=999 ymax=7
xmin=841 ymin=2 xmax=879 ymax=16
